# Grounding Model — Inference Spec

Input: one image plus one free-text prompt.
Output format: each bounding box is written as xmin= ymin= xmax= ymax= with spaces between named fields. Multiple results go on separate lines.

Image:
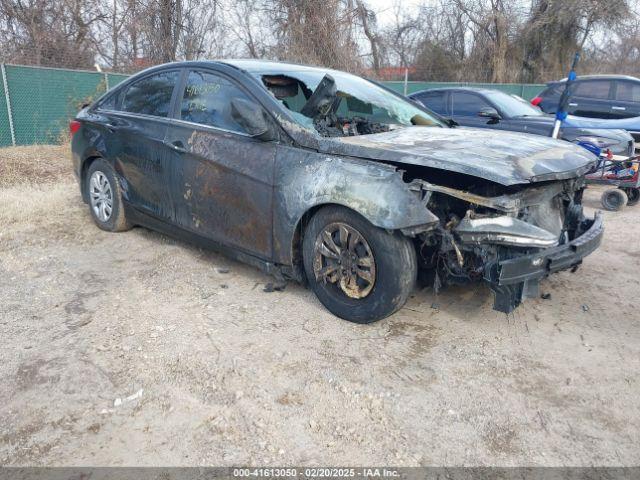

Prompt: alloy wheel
xmin=312 ymin=222 xmax=376 ymax=299
xmin=89 ymin=170 xmax=113 ymax=222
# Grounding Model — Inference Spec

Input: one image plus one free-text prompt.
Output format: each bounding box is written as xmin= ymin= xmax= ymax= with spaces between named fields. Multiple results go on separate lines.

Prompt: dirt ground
xmin=1 ymin=145 xmax=639 ymax=467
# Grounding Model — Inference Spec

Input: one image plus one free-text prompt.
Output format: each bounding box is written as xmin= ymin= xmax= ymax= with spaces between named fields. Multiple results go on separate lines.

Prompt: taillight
xmin=530 ymin=96 xmax=543 ymax=107
xmin=69 ymin=120 xmax=81 ymax=137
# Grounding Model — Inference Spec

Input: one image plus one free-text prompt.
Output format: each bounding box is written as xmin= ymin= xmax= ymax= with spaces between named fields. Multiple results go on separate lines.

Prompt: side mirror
xmin=230 ymin=97 xmax=278 ymax=142
xmin=478 ymin=107 xmax=501 ymax=122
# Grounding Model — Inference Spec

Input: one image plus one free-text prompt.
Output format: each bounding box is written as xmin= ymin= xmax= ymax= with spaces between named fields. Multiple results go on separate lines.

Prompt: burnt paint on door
xmin=166 ymin=124 xmax=276 ymax=259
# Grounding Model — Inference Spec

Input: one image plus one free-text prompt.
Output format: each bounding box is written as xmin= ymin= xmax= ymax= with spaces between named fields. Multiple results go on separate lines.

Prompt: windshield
xmin=485 ymin=91 xmax=544 ymax=118
xmin=253 ymin=69 xmax=443 ymax=137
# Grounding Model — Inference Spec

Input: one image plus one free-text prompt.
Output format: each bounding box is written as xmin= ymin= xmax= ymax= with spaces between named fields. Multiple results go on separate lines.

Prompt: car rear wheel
xmin=623 ymin=187 xmax=639 ymax=206
xmin=86 ymin=159 xmax=131 ymax=232
xmin=302 ymin=206 xmax=417 ymax=323
xmin=601 ymin=188 xmax=628 ymax=211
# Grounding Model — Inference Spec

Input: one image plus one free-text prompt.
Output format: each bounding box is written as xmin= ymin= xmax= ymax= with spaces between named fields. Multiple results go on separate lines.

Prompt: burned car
xmin=71 ymin=60 xmax=603 ymax=323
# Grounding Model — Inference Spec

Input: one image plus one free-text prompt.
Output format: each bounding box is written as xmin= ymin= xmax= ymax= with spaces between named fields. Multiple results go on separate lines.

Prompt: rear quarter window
xmin=95 ymin=91 xmax=118 ymax=110
xmin=542 ymin=84 xmax=563 ymax=96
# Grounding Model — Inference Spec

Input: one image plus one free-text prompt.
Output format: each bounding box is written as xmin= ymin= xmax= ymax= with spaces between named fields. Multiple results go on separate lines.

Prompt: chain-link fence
xmin=0 ymin=64 xmax=128 ymax=147
xmin=0 ymin=63 xmax=545 ymax=147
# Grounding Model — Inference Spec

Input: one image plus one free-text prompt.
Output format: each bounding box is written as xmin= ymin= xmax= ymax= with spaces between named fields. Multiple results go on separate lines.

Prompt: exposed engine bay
xmin=402 ymin=172 xmax=596 ymax=313
xmin=261 ymin=73 xmax=436 ymax=137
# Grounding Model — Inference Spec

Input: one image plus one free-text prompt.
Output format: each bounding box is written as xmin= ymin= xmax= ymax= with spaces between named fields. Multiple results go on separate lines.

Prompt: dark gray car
xmin=71 ymin=60 xmax=603 ymax=322
xmin=410 ymin=87 xmax=634 ymax=156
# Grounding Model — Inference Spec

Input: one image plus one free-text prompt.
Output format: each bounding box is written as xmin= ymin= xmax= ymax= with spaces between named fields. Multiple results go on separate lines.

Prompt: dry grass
xmin=0 ymin=145 xmax=84 ymax=243
xmin=0 ymin=145 xmax=73 ymax=188
xmin=0 ymin=180 xmax=79 ymax=229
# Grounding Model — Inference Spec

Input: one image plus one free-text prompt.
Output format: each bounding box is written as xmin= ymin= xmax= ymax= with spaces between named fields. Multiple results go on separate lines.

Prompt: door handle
xmin=105 ymin=121 xmax=124 ymax=132
xmin=568 ymin=102 xmax=578 ymax=107
xmin=165 ymin=140 xmax=188 ymax=153
xmin=612 ymin=106 xmax=626 ymax=110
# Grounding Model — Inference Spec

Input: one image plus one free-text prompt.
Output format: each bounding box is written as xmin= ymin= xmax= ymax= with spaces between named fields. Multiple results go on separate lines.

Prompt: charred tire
xmin=86 ymin=159 xmax=131 ymax=232
xmin=302 ymin=206 xmax=417 ymax=323
xmin=623 ymin=187 xmax=639 ymax=206
xmin=601 ymin=188 xmax=628 ymax=211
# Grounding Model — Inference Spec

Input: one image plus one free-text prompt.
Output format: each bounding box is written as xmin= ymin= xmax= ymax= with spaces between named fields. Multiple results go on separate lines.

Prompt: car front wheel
xmin=302 ymin=206 xmax=417 ymax=323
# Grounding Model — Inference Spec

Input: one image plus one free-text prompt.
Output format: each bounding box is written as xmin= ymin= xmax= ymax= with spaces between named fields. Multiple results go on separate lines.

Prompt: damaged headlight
xmin=454 ymin=215 xmax=559 ymax=248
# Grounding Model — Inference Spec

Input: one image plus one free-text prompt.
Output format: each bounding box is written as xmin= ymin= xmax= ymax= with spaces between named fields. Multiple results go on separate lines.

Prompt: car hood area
xmin=563 ymin=114 xmax=640 ymax=130
xmin=318 ymin=126 xmax=597 ymax=186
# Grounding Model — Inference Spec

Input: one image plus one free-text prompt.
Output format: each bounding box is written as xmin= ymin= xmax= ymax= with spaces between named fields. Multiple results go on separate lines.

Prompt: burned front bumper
xmin=486 ymin=212 xmax=604 ymax=313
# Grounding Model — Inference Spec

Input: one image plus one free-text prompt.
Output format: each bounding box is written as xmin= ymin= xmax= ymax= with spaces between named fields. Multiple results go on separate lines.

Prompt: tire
xmin=302 ymin=206 xmax=417 ymax=323
xmin=85 ymin=159 xmax=131 ymax=232
xmin=601 ymin=188 xmax=628 ymax=211
xmin=624 ymin=188 xmax=639 ymax=206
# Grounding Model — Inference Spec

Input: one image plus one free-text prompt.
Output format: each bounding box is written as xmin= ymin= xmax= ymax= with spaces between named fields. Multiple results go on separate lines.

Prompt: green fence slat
xmin=107 ymin=73 xmax=130 ymax=87
xmin=5 ymin=65 xmax=108 ymax=145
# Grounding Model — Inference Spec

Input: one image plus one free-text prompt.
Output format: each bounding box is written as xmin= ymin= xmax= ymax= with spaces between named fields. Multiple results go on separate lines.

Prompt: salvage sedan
xmin=71 ymin=60 xmax=604 ymax=323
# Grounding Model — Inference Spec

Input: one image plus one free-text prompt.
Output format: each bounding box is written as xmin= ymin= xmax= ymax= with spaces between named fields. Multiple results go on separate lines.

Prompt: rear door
xmin=103 ymin=70 xmax=180 ymax=221
xmin=611 ymin=80 xmax=640 ymax=119
xmin=569 ymin=79 xmax=613 ymax=118
xmin=164 ymin=68 xmax=276 ymax=258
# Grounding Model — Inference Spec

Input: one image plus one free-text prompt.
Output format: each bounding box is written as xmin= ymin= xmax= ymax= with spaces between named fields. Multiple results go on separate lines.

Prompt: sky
xmin=366 ymin=0 xmax=423 ymax=26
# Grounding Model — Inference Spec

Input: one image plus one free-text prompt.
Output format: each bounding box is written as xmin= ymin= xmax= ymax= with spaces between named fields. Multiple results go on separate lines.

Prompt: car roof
xmin=551 ymin=74 xmax=640 ymax=84
xmin=409 ymin=86 xmax=501 ymax=97
xmin=219 ymin=59 xmax=352 ymax=76
xmin=136 ymin=59 xmax=354 ymax=78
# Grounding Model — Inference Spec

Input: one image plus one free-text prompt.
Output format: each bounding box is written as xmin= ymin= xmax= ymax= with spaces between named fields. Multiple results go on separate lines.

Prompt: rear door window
xmin=615 ymin=81 xmax=640 ymax=103
xmin=451 ymin=92 xmax=491 ymax=116
xmin=416 ymin=92 xmax=448 ymax=115
xmin=121 ymin=70 xmax=179 ymax=117
xmin=573 ymin=80 xmax=611 ymax=99
xmin=180 ymin=70 xmax=253 ymax=134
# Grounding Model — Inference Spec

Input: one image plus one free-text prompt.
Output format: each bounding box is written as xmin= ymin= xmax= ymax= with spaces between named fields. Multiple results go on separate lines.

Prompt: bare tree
xmin=1 ymin=0 xmax=638 ymax=81
xmin=0 ymin=0 xmax=105 ymax=68
xmin=519 ymin=0 xmax=628 ymax=82
xmin=355 ymin=0 xmax=381 ymax=73
xmin=268 ymin=0 xmax=362 ymax=71
xmin=227 ymin=0 xmax=271 ymax=58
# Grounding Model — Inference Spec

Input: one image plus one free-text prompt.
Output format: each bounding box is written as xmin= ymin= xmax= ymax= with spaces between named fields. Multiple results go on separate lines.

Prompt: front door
xmin=450 ymin=91 xmax=498 ymax=129
xmin=164 ymin=69 xmax=276 ymax=259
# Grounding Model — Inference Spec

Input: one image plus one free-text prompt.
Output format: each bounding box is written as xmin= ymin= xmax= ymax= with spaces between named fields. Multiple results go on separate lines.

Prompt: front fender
xmin=272 ymin=146 xmax=439 ymax=265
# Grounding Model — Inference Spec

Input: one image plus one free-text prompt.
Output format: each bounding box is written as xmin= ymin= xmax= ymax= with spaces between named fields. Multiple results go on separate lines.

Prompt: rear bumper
xmin=497 ymin=211 xmax=603 ymax=286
